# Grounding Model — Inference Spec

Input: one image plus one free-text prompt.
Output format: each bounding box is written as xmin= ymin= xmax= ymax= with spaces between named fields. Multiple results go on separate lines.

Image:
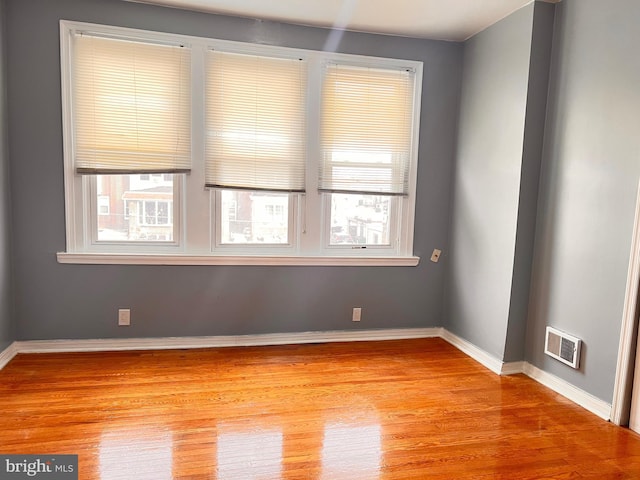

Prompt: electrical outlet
xmin=430 ymin=248 xmax=442 ymax=263
xmin=352 ymin=307 xmax=362 ymax=322
xmin=118 ymin=308 xmax=130 ymax=326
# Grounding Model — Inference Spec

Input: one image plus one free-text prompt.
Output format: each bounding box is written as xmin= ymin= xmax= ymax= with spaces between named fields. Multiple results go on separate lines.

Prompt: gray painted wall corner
xmin=445 ymin=3 xmax=535 ymax=360
xmin=503 ymin=1 xmax=556 ymax=362
xmin=0 ymin=0 xmax=14 ymax=351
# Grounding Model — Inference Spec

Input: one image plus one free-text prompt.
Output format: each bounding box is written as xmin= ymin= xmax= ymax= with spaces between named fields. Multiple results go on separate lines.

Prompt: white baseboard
xmin=14 ymin=327 xmax=443 ymax=354
xmin=1 ymin=328 xmax=612 ymax=423
xmin=501 ymin=361 xmax=526 ymax=375
xmin=438 ymin=332 xmax=611 ymax=419
xmin=440 ymin=329 xmax=505 ymax=374
xmin=439 ymin=331 xmax=527 ymax=376
xmin=523 ymin=362 xmax=612 ymax=421
xmin=0 ymin=341 xmax=18 ymax=370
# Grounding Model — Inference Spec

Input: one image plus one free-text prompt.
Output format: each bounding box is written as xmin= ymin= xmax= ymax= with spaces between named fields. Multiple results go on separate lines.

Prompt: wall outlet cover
xmin=118 ymin=309 xmax=131 ymax=326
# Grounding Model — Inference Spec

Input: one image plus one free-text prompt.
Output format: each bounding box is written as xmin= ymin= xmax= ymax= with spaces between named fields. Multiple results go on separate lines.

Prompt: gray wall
xmin=503 ymin=3 xmax=554 ymax=362
xmin=526 ymin=0 xmax=640 ymax=403
xmin=445 ymin=4 xmax=537 ymax=359
xmin=4 ymin=0 xmax=463 ymax=340
xmin=0 ymin=0 xmax=13 ymax=351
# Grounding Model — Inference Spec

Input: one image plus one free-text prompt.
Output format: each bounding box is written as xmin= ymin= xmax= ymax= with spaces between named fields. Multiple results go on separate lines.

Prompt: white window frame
xmin=58 ymin=20 xmax=421 ymax=266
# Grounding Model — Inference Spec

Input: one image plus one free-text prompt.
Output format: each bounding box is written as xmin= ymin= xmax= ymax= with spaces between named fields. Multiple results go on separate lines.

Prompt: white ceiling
xmin=127 ymin=0 xmax=553 ymax=42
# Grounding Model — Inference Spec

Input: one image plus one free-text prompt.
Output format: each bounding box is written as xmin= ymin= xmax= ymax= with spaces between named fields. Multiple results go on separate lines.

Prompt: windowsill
xmin=56 ymin=252 xmax=420 ymax=267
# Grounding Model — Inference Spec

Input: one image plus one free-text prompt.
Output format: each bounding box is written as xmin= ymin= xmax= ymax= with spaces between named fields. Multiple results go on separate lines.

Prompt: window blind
xmin=205 ymin=50 xmax=307 ymax=192
xmin=319 ymin=64 xmax=415 ymax=196
xmin=72 ymin=34 xmax=191 ymax=174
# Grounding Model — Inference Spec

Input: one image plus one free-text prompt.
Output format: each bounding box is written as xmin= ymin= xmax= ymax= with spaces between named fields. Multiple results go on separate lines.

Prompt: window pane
xmin=157 ymin=202 xmax=169 ymax=225
xmin=73 ymin=34 xmax=191 ymax=174
xmin=145 ymin=201 xmax=157 ymax=225
xmin=205 ymin=51 xmax=307 ymax=192
xmin=329 ymin=194 xmax=391 ymax=246
xmin=97 ymin=174 xmax=174 ymax=242
xmin=320 ymin=64 xmax=414 ymax=195
xmin=220 ymin=190 xmax=289 ymax=244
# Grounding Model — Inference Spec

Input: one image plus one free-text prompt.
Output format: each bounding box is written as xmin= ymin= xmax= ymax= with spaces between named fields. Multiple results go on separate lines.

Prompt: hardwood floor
xmin=1 ymin=338 xmax=639 ymax=479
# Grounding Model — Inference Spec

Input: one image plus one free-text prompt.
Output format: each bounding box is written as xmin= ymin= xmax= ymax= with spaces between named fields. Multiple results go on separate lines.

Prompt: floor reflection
xmin=99 ymin=427 xmax=173 ymax=480
xmin=216 ymin=426 xmax=283 ymax=480
xmin=322 ymin=423 xmax=382 ymax=479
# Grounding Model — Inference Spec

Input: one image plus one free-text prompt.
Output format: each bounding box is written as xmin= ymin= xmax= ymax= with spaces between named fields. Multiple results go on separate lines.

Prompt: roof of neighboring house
xmin=122 ymin=186 xmax=173 ymax=200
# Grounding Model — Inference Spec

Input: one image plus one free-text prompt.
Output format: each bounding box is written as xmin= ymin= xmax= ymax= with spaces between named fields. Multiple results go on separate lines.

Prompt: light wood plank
xmin=1 ymin=338 xmax=639 ymax=479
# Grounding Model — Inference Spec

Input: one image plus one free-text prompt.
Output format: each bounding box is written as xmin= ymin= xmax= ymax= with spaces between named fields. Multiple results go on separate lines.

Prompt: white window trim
xmin=56 ymin=252 xmax=420 ymax=267
xmin=59 ymin=20 xmax=422 ymax=266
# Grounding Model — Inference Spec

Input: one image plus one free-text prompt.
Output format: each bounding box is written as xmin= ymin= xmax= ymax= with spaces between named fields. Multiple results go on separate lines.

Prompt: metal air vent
xmin=544 ymin=326 xmax=581 ymax=369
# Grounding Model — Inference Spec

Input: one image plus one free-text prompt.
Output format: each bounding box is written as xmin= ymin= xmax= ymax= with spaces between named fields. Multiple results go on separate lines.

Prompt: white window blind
xmin=72 ymin=34 xmax=191 ymax=174
xmin=319 ymin=64 xmax=415 ymax=196
xmin=205 ymin=50 xmax=307 ymax=192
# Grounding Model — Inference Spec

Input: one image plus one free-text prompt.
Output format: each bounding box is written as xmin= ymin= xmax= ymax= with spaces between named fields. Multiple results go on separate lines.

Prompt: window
xmin=205 ymin=50 xmax=305 ymax=252
xmin=71 ymin=34 xmax=191 ymax=175
xmin=97 ymin=174 xmax=176 ymax=242
xmin=205 ymin=50 xmax=306 ymax=193
xmin=320 ymin=64 xmax=414 ymax=196
xmin=60 ymin=21 xmax=421 ymax=265
xmin=320 ymin=63 xmax=414 ymax=252
xmin=329 ymin=194 xmax=392 ymax=246
xmin=218 ymin=191 xmax=290 ymax=245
